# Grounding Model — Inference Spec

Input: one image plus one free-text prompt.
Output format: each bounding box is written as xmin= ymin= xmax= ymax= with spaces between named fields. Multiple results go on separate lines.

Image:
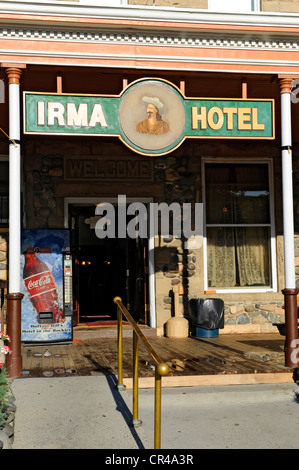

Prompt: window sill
xmin=204 ymin=288 xmax=275 ymax=294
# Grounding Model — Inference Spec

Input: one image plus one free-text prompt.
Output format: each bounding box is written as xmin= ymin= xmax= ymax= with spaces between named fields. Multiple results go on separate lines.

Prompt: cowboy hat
xmin=142 ymin=96 xmax=165 ymax=114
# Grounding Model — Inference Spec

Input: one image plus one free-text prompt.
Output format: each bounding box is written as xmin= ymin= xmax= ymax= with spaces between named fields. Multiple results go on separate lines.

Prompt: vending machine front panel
xmin=21 ymin=229 xmax=73 ymax=343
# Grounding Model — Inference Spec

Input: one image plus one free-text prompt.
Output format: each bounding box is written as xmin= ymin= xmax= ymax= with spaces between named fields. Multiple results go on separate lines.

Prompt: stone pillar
xmin=279 ymin=77 xmax=299 ymax=368
xmin=4 ymin=66 xmax=24 ymax=378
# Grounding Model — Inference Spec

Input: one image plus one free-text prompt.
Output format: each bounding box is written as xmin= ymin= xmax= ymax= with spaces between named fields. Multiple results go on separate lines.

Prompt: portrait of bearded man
xmin=136 ymin=96 xmax=170 ymax=135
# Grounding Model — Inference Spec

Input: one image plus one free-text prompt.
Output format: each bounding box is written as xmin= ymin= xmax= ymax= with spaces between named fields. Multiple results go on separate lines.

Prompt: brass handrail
xmin=113 ymin=296 xmax=169 ymax=449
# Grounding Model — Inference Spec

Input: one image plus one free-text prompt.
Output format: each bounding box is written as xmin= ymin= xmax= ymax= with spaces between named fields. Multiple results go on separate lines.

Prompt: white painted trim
xmin=78 ymin=0 xmax=128 ymax=5
xmin=63 ymin=196 xmax=153 ymax=227
xmin=2 ymin=26 xmax=298 ymax=52
xmin=208 ymin=0 xmax=260 ymax=13
xmin=0 ymin=1 xmax=299 ymax=28
xmin=3 ymin=49 xmax=299 ymax=74
xmin=268 ymin=158 xmax=277 ymax=292
xmin=281 ymin=90 xmax=296 ymax=289
xmin=202 ymin=157 xmax=277 ymax=293
xmin=148 ymin=232 xmax=156 ymax=329
xmin=254 ymin=0 xmax=261 ymax=11
xmin=64 ymin=196 xmax=156 ymax=328
xmin=210 ymin=289 xmax=275 ymax=294
xmin=1 ymin=4 xmax=299 ymax=75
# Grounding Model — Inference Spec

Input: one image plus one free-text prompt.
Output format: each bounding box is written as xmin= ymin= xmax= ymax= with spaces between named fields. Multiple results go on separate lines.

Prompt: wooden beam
xmin=57 ymin=75 xmax=62 ymax=93
xmin=242 ymin=80 xmax=247 ymax=99
xmin=123 ymin=372 xmax=293 ymax=389
xmin=180 ymin=80 xmax=185 ymax=95
xmin=1 ymin=63 xmax=26 ymax=69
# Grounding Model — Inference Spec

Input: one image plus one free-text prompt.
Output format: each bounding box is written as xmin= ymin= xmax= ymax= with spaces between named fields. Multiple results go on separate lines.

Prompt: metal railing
xmin=113 ymin=296 xmax=169 ymax=449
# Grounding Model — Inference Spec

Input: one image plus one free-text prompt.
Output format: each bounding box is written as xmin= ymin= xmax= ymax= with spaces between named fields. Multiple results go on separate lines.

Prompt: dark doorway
xmin=69 ymin=204 xmax=148 ymax=325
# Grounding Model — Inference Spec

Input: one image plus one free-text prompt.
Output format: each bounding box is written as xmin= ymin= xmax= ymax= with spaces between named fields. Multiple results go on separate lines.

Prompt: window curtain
xmin=207 ymin=227 xmax=236 ymax=287
xmin=235 ymin=227 xmax=269 ymax=286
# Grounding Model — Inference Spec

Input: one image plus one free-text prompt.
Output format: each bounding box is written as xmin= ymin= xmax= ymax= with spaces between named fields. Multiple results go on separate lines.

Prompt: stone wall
xmin=152 ymin=151 xmax=202 ymax=333
xmin=128 ymin=0 xmax=208 ymax=7
xmin=261 ymin=0 xmax=299 ymax=12
xmin=224 ymin=301 xmax=284 ymax=332
xmin=0 ymin=233 xmax=7 ymax=283
xmin=24 ymin=152 xmax=65 ymax=229
xmin=128 ymin=0 xmax=299 ymax=12
xmin=23 ymin=138 xmax=162 ymax=230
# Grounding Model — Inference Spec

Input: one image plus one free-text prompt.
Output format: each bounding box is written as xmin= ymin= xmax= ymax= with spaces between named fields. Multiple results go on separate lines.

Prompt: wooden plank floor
xmin=20 ymin=332 xmax=292 ymax=382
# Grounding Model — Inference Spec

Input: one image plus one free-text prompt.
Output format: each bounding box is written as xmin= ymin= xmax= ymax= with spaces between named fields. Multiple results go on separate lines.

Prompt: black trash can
xmin=188 ymin=298 xmax=224 ymax=338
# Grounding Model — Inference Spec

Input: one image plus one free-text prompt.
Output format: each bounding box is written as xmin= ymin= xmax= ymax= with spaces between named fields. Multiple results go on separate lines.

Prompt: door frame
xmin=64 ymin=196 xmax=156 ymax=328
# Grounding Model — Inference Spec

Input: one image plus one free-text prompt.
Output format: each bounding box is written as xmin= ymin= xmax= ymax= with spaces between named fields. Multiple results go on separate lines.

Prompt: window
xmin=209 ymin=0 xmax=260 ymax=12
xmin=203 ymin=160 xmax=276 ymax=292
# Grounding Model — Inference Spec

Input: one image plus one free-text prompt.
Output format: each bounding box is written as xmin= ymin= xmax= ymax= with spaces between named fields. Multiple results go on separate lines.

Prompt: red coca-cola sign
xmin=23 ymin=253 xmax=63 ymax=324
xmin=25 ymin=271 xmax=56 ymax=298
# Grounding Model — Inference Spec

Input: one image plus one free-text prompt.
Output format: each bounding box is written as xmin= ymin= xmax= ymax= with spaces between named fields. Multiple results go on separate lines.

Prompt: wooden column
xmin=3 ymin=66 xmax=25 ymax=378
xmin=279 ymin=77 xmax=299 ymax=368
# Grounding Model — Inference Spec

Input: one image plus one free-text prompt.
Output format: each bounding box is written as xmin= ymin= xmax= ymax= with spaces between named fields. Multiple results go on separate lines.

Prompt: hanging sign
xmin=23 ymin=78 xmax=275 ymax=156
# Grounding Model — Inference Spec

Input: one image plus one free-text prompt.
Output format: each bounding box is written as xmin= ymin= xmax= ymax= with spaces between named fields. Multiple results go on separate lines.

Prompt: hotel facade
xmin=1 ymin=0 xmax=299 ymax=375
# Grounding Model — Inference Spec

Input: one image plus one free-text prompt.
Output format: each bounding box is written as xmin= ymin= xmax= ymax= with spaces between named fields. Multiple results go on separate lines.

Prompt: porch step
xmin=73 ymin=324 xmax=157 ymax=340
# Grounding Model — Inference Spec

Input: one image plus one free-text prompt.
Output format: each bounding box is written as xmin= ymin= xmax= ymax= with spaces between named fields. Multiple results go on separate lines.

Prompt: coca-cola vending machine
xmin=21 ymin=229 xmax=73 ymax=343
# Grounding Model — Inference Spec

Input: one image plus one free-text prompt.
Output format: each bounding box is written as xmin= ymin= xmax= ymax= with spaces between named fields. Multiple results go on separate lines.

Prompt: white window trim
xmin=208 ymin=0 xmax=260 ymax=12
xmin=202 ymin=157 xmax=277 ymax=294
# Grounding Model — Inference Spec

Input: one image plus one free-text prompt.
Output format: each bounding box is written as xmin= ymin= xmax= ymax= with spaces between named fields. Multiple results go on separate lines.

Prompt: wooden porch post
xmin=279 ymin=77 xmax=299 ymax=368
xmin=2 ymin=65 xmax=25 ymax=378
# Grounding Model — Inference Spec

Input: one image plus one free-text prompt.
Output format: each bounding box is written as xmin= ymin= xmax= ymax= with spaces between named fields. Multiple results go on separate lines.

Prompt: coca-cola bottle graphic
xmin=23 ymin=252 xmax=63 ymax=324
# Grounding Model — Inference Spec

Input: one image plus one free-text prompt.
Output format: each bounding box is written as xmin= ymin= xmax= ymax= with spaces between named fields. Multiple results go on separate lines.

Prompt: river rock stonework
xmin=224 ymin=302 xmax=285 ymax=331
xmin=0 ymin=234 xmax=7 ymax=283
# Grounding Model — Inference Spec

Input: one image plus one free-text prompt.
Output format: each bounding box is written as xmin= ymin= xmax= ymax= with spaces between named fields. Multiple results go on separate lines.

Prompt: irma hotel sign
xmin=23 ymin=78 xmax=275 ymax=156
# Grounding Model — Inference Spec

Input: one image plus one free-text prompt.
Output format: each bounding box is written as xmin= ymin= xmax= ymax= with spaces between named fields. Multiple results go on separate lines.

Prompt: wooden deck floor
xmin=20 ymin=331 xmax=295 ymax=386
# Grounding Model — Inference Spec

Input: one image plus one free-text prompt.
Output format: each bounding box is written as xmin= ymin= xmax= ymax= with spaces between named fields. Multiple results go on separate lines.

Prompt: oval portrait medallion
xmin=119 ymin=79 xmax=186 ymax=156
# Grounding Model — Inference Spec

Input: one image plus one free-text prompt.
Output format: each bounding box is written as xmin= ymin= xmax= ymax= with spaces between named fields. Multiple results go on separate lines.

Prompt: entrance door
xmin=69 ymin=204 xmax=149 ymax=325
xmin=126 ymin=235 xmax=148 ymax=324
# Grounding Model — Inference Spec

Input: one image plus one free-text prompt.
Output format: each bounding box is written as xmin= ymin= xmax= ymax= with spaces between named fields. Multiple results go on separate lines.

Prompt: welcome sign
xmin=23 ymin=78 xmax=275 ymax=156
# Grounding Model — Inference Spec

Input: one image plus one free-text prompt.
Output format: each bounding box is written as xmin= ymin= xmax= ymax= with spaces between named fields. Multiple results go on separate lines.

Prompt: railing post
xmin=132 ymin=331 xmax=142 ymax=427
xmin=113 ymin=296 xmax=169 ymax=448
xmin=154 ymin=367 xmax=162 ymax=449
xmin=116 ymin=297 xmax=126 ymax=391
xmin=154 ymin=363 xmax=169 ymax=449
